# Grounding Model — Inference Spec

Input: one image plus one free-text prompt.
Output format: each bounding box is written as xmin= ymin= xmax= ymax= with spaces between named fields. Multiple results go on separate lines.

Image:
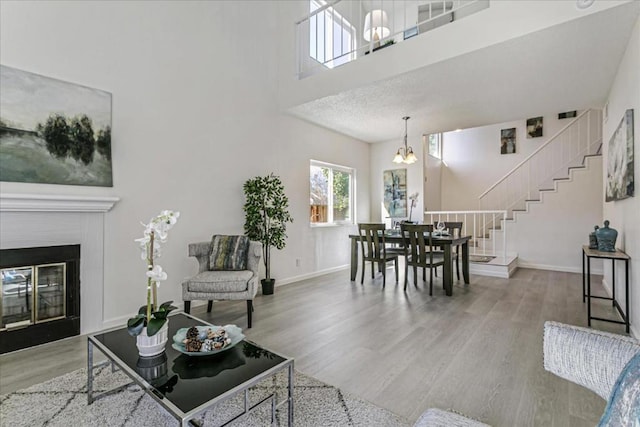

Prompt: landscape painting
xmin=383 ymin=168 xmax=407 ymax=218
xmin=606 ymin=109 xmax=634 ymax=202
xmin=0 ymin=65 xmax=112 ymax=186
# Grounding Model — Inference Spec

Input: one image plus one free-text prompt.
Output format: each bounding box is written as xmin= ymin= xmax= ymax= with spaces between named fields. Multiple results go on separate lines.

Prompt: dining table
xmin=348 ymin=230 xmax=471 ymax=296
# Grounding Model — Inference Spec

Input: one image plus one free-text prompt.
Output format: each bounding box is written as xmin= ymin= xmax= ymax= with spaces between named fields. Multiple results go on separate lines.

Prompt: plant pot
xmin=261 ymin=279 xmax=275 ymax=295
xmin=136 ymin=320 xmax=169 ymax=357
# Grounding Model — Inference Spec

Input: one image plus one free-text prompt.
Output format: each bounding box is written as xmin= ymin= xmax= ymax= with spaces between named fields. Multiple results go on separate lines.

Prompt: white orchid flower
xmin=146 ymin=265 xmax=167 ymax=282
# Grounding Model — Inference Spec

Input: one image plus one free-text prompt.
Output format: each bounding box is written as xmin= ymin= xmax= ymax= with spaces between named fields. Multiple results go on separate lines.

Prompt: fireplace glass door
xmin=1 ymin=263 xmax=66 ymax=330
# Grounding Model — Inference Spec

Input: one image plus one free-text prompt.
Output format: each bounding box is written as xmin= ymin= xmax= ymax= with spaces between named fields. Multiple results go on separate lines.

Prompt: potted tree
xmin=243 ymin=174 xmax=293 ymax=295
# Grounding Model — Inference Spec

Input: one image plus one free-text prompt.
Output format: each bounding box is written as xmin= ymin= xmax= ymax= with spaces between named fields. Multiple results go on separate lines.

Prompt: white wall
xmin=602 ymin=15 xmax=640 ymax=337
xmin=441 ymin=112 xmax=578 ymax=210
xmin=424 ymin=153 xmax=442 ymax=211
xmin=0 ymin=1 xmax=370 ymax=331
xmin=370 ymin=134 xmax=423 ymax=224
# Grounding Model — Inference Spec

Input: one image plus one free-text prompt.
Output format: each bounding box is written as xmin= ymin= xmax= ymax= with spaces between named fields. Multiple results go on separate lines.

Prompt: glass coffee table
xmin=87 ymin=312 xmax=294 ymax=426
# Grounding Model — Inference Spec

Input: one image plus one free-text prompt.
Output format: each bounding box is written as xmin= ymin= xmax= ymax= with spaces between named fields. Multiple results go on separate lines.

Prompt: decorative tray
xmin=172 ymin=324 xmax=244 ymax=356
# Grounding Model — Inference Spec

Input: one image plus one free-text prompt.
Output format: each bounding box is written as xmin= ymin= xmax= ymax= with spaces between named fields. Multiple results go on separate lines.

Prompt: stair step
xmin=553 ymin=177 xmax=570 ymax=181
xmin=539 ymin=188 xmax=554 ymax=192
xmin=568 ymin=166 xmax=585 ymax=171
xmin=525 ymin=199 xmax=540 ymax=202
xmin=512 ymin=209 xmax=526 ymax=212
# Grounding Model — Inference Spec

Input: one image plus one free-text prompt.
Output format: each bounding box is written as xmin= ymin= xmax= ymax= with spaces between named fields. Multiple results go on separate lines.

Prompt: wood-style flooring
xmin=0 ymin=267 xmax=627 ymax=426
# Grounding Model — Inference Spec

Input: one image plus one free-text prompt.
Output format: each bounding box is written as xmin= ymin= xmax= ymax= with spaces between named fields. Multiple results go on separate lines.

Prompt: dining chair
xmin=444 ymin=222 xmax=463 ymax=280
xmin=400 ymin=223 xmax=445 ymax=295
xmin=358 ymin=223 xmax=399 ymax=287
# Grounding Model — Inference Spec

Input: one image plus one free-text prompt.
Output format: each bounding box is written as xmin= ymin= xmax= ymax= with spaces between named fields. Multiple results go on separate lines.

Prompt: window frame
xmin=426 ymin=133 xmax=442 ymax=159
xmin=309 ymin=0 xmax=357 ymax=69
xmin=309 ymin=159 xmax=355 ymax=227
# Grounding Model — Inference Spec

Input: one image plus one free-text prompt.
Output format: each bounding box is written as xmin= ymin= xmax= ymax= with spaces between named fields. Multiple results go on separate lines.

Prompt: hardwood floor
xmin=0 ymin=268 xmax=626 ymax=426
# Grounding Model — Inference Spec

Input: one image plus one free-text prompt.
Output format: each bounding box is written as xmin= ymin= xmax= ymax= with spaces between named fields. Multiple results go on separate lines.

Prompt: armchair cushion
xmin=598 ymin=351 xmax=640 ymax=426
xmin=185 ymin=270 xmax=253 ymax=293
xmin=209 ymin=235 xmax=250 ymax=271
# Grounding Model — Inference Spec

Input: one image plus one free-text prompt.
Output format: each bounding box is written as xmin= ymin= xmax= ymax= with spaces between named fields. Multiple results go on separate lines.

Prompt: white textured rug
xmin=0 ymin=365 xmax=409 ymax=426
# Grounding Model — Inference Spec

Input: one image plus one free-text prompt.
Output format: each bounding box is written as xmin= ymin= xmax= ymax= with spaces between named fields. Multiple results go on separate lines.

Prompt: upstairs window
xmin=310 ymin=160 xmax=354 ymax=225
xmin=427 ymin=133 xmax=442 ymax=159
xmin=309 ymin=0 xmax=356 ymax=69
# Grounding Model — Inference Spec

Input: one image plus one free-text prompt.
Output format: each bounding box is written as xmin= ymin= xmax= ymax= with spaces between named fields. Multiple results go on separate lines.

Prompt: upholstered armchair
xmin=181 ymin=237 xmax=262 ymax=328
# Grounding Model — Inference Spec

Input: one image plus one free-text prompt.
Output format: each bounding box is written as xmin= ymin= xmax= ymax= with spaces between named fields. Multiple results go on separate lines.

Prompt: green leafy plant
xmin=127 ymin=210 xmax=180 ymax=337
xmin=243 ymin=174 xmax=293 ymax=282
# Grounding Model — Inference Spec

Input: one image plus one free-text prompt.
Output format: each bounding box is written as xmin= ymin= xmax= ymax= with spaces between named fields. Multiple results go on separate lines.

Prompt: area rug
xmin=469 ymin=255 xmax=495 ymax=263
xmin=0 ymin=365 xmax=409 ymax=427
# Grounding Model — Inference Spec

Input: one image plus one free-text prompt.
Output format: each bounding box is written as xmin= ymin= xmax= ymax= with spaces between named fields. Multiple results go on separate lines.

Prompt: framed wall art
xmin=558 ymin=110 xmax=577 ymax=119
xmin=383 ymin=168 xmax=407 ymax=217
xmin=606 ymin=109 xmax=634 ymax=202
xmin=0 ymin=65 xmax=113 ymax=187
xmin=500 ymin=128 xmax=516 ymax=154
xmin=526 ymin=116 xmax=543 ymax=138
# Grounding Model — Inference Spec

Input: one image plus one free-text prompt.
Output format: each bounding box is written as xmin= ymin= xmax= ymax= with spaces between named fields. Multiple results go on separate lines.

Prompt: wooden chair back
xmin=358 ymin=223 xmax=387 ymax=261
xmin=400 ymin=223 xmax=436 ymax=268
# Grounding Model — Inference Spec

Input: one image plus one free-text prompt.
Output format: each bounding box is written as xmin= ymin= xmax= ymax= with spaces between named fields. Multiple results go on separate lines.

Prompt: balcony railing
xmin=296 ymin=0 xmax=489 ymax=79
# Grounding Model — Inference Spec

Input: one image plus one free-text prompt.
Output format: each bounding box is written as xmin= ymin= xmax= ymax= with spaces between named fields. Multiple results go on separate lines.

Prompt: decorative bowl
xmin=171 ymin=324 xmax=244 ymax=356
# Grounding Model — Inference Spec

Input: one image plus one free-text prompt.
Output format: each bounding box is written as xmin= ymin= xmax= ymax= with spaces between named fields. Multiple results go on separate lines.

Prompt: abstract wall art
xmin=606 ymin=109 xmax=634 ymax=202
xmin=383 ymin=168 xmax=407 ymax=218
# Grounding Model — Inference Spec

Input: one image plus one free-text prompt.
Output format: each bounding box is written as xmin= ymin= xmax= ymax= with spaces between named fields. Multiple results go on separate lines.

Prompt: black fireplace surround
xmin=0 ymin=245 xmax=80 ymax=354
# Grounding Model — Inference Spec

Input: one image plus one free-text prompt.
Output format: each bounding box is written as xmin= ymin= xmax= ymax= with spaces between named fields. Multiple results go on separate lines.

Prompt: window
xmin=426 ymin=133 xmax=442 ymax=159
xmin=309 ymin=0 xmax=356 ymax=69
xmin=310 ymin=160 xmax=354 ymax=225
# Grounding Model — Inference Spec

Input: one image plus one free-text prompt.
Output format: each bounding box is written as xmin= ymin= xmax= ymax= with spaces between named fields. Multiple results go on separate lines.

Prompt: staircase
xmin=426 ymin=109 xmax=603 ymax=278
xmin=478 ymin=109 xmax=602 ymax=220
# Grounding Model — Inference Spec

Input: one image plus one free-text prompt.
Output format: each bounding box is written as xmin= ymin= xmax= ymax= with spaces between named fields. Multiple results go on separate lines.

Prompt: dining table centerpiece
xmin=127 ymin=210 xmax=180 ymax=357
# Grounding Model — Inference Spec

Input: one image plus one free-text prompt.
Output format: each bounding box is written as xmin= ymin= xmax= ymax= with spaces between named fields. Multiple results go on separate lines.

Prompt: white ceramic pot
xmin=136 ymin=321 xmax=169 ymax=357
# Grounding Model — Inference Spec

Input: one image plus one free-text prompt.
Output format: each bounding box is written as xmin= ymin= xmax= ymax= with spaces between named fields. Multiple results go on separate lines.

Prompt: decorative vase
xmin=595 ymin=220 xmax=618 ymax=252
xmin=588 ymin=225 xmax=599 ymax=249
xmin=136 ymin=320 xmax=169 ymax=357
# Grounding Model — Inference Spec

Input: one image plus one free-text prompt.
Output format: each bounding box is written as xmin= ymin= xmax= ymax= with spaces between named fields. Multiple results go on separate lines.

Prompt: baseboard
xmin=276 ymin=265 xmax=349 ymax=286
xmin=517 ymin=261 xmax=603 ymax=275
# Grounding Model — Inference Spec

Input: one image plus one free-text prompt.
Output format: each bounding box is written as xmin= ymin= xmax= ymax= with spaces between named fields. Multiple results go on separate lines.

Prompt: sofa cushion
xmin=186 ymin=270 xmax=253 ymax=293
xmin=209 ymin=235 xmax=249 ymax=271
xmin=598 ymin=350 xmax=640 ymax=426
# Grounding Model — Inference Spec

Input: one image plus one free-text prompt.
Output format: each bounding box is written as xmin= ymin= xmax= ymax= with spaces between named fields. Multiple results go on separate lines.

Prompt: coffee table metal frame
xmin=87 ymin=313 xmax=294 ymax=426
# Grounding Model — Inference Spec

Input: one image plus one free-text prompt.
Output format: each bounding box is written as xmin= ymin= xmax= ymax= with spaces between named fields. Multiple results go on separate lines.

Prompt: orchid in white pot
xmin=127 ymin=210 xmax=180 ymax=339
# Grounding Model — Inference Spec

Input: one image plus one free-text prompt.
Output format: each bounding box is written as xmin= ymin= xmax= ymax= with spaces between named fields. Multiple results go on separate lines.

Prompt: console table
xmin=582 ymin=245 xmax=630 ymax=333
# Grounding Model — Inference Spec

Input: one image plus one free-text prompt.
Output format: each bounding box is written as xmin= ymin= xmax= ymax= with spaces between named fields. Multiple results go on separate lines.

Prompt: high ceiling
xmin=288 ymin=2 xmax=640 ymax=143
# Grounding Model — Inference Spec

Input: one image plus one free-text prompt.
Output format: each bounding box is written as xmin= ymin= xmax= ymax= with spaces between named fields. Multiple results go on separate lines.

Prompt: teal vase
xmin=588 ymin=226 xmax=599 ymax=249
xmin=595 ymin=220 xmax=617 ymax=252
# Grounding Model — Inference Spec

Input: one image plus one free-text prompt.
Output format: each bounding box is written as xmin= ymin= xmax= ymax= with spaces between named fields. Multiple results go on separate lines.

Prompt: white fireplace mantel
xmin=1 ymin=192 xmax=119 ymax=334
xmin=0 ymin=193 xmax=120 ymax=212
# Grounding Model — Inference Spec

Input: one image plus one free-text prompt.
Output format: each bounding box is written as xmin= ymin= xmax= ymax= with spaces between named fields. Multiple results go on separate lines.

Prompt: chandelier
xmin=393 ymin=116 xmax=417 ymax=164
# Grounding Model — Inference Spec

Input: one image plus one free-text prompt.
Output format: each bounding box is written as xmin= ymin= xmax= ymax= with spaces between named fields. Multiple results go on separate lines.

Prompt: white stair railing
xmin=478 ymin=109 xmax=602 ymax=216
xmin=424 ymin=210 xmax=508 ymax=262
xmin=295 ymin=0 xmax=489 ymax=79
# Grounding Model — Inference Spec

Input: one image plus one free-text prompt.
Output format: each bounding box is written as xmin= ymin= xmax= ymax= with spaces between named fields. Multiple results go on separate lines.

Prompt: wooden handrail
xmin=478 ymin=109 xmax=592 ymax=200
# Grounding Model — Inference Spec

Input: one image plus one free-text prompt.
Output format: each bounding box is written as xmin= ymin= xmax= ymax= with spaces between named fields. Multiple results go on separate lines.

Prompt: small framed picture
xmin=558 ymin=110 xmax=577 ymax=119
xmin=526 ymin=116 xmax=543 ymax=138
xmin=501 ymin=128 xmax=516 ymax=154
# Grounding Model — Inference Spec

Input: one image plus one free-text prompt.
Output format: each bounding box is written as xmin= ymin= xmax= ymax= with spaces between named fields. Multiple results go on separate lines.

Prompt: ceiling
xmin=288 ymin=2 xmax=640 ymax=143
